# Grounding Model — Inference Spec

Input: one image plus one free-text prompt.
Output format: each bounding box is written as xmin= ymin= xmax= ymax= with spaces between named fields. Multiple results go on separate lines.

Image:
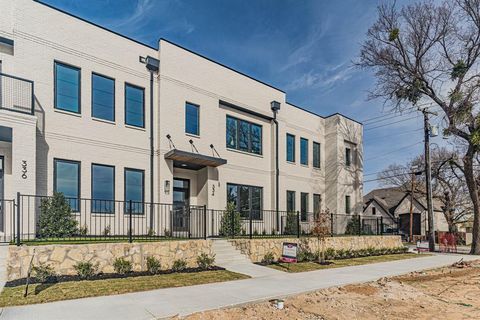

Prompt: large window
xmin=125 ymin=168 xmax=144 ymax=214
xmin=185 ymin=102 xmax=200 ymax=135
xmin=91 ymin=164 xmax=115 ymax=213
xmin=226 ymin=116 xmax=262 ymax=155
xmin=313 ymin=194 xmax=321 ymax=217
xmin=300 ymin=138 xmax=308 ymax=165
xmin=286 ymin=134 xmax=295 ymax=162
xmin=301 ymin=192 xmax=308 ymax=221
xmin=125 ymin=83 xmax=144 ymax=128
xmin=227 ymin=183 xmax=262 ymax=219
xmin=286 ymin=190 xmax=295 ymax=212
xmin=345 ymin=195 xmax=351 ymax=214
xmin=313 ymin=142 xmax=320 ymax=168
xmin=54 ymin=159 xmax=80 ymax=212
xmin=55 ymin=62 xmax=80 ymax=113
xmin=345 ymin=147 xmax=351 ymax=167
xmin=92 ymin=73 xmax=115 ymax=122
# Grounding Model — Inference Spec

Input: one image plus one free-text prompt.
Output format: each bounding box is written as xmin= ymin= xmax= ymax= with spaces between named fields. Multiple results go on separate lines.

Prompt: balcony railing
xmin=0 ymin=72 xmax=34 ymax=115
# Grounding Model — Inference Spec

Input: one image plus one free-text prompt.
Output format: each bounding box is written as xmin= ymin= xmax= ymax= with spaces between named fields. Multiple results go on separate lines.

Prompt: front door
xmin=173 ymin=178 xmax=190 ymax=232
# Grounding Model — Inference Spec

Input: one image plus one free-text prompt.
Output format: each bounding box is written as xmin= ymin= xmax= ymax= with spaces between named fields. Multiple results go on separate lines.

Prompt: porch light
xmin=164 ymin=180 xmax=170 ymax=194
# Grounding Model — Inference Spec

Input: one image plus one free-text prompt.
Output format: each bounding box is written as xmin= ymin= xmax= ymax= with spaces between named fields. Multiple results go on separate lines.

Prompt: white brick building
xmin=0 ymin=0 xmax=363 ymax=239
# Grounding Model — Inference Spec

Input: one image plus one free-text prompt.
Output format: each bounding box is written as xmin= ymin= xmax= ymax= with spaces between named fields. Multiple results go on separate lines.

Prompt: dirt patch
xmin=178 ymin=259 xmax=480 ymax=320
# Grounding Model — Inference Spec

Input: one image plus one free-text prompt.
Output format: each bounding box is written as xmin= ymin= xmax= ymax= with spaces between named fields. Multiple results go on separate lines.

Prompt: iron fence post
xmin=16 ymin=192 xmax=20 ymax=246
xmin=249 ymin=210 xmax=253 ymax=239
xmin=380 ymin=216 xmax=384 ymax=235
xmin=296 ymin=211 xmax=300 ymax=238
xmin=128 ymin=200 xmax=133 ymax=243
xmin=203 ymin=205 xmax=207 ymax=240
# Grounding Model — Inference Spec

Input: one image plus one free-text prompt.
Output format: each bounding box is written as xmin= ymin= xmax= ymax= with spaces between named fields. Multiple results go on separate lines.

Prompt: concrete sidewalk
xmin=0 ymin=254 xmax=476 ymax=320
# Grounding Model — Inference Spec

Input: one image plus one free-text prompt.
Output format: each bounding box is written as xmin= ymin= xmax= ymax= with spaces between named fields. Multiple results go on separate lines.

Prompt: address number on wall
xmin=21 ymin=160 xmax=27 ymax=179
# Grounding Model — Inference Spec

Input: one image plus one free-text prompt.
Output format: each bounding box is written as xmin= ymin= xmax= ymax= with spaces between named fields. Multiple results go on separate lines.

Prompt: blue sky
xmin=42 ymin=0 xmax=443 ymax=192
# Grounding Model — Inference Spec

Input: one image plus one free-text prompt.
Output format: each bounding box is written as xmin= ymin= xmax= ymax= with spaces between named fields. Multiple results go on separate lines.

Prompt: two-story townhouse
xmin=0 ymin=0 xmax=363 ymax=240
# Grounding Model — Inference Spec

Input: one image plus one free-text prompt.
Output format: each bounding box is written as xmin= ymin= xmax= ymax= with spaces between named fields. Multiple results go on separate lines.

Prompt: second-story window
xmin=226 ymin=116 xmax=262 ymax=155
xmin=286 ymin=134 xmax=295 ymax=162
xmin=313 ymin=142 xmax=320 ymax=168
xmin=92 ymin=73 xmax=115 ymax=122
xmin=185 ymin=102 xmax=199 ymax=135
xmin=125 ymin=83 xmax=144 ymax=128
xmin=345 ymin=147 xmax=352 ymax=167
xmin=55 ymin=62 xmax=80 ymax=113
xmin=345 ymin=195 xmax=351 ymax=214
xmin=300 ymin=138 xmax=308 ymax=165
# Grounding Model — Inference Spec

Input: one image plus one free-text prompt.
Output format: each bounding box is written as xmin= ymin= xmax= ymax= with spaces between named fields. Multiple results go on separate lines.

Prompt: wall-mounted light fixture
xmin=164 ymin=180 xmax=170 ymax=194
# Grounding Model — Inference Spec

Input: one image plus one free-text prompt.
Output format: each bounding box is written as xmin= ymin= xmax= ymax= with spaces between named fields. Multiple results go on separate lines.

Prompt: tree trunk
xmin=463 ymin=147 xmax=480 ymax=254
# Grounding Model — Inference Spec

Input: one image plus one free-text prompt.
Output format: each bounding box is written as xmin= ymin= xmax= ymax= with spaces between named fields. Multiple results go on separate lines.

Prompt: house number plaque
xmin=21 ymin=160 xmax=27 ymax=179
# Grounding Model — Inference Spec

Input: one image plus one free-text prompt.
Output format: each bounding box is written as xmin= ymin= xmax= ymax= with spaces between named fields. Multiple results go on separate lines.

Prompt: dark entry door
xmin=173 ymin=178 xmax=190 ymax=232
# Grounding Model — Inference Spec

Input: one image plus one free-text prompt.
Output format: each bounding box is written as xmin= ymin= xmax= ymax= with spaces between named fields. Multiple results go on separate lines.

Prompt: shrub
xmin=146 ymin=256 xmax=161 ymax=274
xmin=262 ymin=252 xmax=276 ymax=265
xmin=325 ymin=248 xmax=336 ymax=260
xmin=219 ymin=202 xmax=242 ymax=237
xmin=197 ymin=253 xmax=215 ymax=270
xmin=74 ymin=261 xmax=98 ymax=279
xmin=37 ymin=192 xmax=78 ymax=238
xmin=262 ymin=229 xmax=266 ymax=236
xmin=103 ymin=225 xmax=111 ymax=236
xmin=284 ymin=212 xmax=298 ymax=235
xmin=253 ymin=230 xmax=259 ymax=236
xmin=147 ymin=228 xmax=156 ymax=237
xmin=345 ymin=216 xmax=361 ymax=235
xmin=113 ymin=258 xmax=132 ymax=274
xmin=78 ymin=224 xmax=88 ymax=236
xmin=172 ymin=259 xmax=187 ymax=272
xmin=32 ymin=263 xmax=56 ymax=283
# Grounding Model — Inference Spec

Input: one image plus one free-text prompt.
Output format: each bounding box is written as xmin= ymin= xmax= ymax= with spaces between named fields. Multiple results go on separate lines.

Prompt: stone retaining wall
xmin=229 ymin=236 xmax=403 ymax=263
xmin=7 ymin=240 xmax=213 ymax=281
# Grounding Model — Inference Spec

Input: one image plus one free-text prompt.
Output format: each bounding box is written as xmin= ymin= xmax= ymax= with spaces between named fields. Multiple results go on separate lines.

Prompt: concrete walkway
xmin=0 ymin=254 xmax=477 ymax=320
xmin=0 ymin=244 xmax=8 ymax=292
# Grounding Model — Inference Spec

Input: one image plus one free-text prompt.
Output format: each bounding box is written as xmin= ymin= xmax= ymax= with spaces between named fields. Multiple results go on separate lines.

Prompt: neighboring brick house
xmin=363 ymin=187 xmax=448 ymax=238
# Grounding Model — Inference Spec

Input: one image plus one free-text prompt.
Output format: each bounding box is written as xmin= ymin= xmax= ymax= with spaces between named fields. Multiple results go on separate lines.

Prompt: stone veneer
xmin=229 ymin=236 xmax=404 ymax=263
xmin=7 ymin=240 xmax=213 ymax=281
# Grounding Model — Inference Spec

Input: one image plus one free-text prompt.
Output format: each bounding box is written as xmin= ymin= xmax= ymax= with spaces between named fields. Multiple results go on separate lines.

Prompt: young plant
xmin=74 ymin=261 xmax=98 ymax=279
xmin=37 ymin=192 xmax=78 ymax=238
xmin=146 ymin=256 xmax=161 ymax=274
xmin=196 ymin=253 xmax=215 ymax=270
xmin=172 ymin=259 xmax=187 ymax=272
xmin=102 ymin=225 xmax=111 ymax=236
xmin=113 ymin=257 xmax=132 ymax=274
xmin=312 ymin=209 xmax=331 ymax=264
xmin=78 ymin=224 xmax=88 ymax=236
xmin=32 ymin=263 xmax=56 ymax=283
xmin=219 ymin=202 xmax=242 ymax=237
xmin=262 ymin=252 xmax=275 ymax=265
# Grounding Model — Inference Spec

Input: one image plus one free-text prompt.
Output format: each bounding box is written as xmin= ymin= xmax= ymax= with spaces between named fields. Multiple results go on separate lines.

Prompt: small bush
xmin=32 ymin=263 xmax=56 ymax=283
xmin=262 ymin=229 xmax=266 ymax=236
xmin=103 ymin=225 xmax=111 ymax=236
xmin=262 ymin=252 xmax=275 ymax=265
xmin=284 ymin=212 xmax=299 ymax=235
xmin=253 ymin=230 xmax=259 ymax=236
xmin=78 ymin=224 xmax=88 ymax=236
xmin=325 ymin=248 xmax=336 ymax=260
xmin=147 ymin=228 xmax=156 ymax=237
xmin=172 ymin=259 xmax=187 ymax=272
xmin=37 ymin=192 xmax=78 ymax=238
xmin=197 ymin=253 xmax=215 ymax=270
xmin=74 ymin=261 xmax=98 ymax=279
xmin=146 ymin=256 xmax=161 ymax=274
xmin=113 ymin=257 xmax=132 ymax=274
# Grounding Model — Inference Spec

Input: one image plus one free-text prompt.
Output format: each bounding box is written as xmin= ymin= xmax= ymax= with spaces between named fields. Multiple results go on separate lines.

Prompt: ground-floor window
xmin=301 ymin=192 xmax=308 ymax=221
xmin=91 ymin=164 xmax=115 ymax=214
xmin=286 ymin=190 xmax=295 ymax=213
xmin=313 ymin=193 xmax=321 ymax=217
xmin=227 ymin=183 xmax=263 ymax=220
xmin=54 ymin=158 xmax=80 ymax=212
xmin=125 ymin=168 xmax=144 ymax=214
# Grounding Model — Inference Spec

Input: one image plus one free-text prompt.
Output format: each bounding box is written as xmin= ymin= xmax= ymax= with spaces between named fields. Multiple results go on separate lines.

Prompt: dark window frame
xmin=345 ymin=195 xmax=351 ymax=214
xmin=225 ymin=115 xmax=263 ymax=155
xmin=286 ymin=190 xmax=296 ymax=213
xmin=313 ymin=141 xmax=321 ymax=168
xmin=91 ymin=163 xmax=115 ymax=214
xmin=226 ymin=182 xmax=263 ymax=220
xmin=124 ymin=167 xmax=145 ymax=215
xmin=185 ymin=101 xmax=200 ymax=136
xmin=54 ymin=60 xmax=81 ymax=114
xmin=313 ymin=193 xmax=321 ymax=217
xmin=372 ymin=207 xmax=376 ymax=215
xmin=53 ymin=158 xmax=81 ymax=213
xmin=300 ymin=137 xmax=309 ymax=166
xmin=300 ymin=192 xmax=309 ymax=221
xmin=124 ymin=82 xmax=145 ymax=128
xmin=91 ymin=72 xmax=116 ymax=122
xmin=286 ymin=133 xmax=296 ymax=162
xmin=345 ymin=147 xmax=351 ymax=167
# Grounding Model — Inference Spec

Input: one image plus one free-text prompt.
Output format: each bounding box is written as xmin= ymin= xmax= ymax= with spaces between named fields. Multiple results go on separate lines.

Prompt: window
xmin=91 ymin=164 xmax=115 ymax=213
xmin=372 ymin=207 xmax=376 ymax=215
xmin=301 ymin=193 xmax=308 ymax=221
xmin=125 ymin=83 xmax=144 ymax=128
xmin=345 ymin=195 xmax=351 ymax=214
xmin=185 ymin=102 xmax=200 ymax=135
xmin=286 ymin=190 xmax=295 ymax=212
xmin=286 ymin=134 xmax=295 ymax=162
xmin=55 ymin=62 xmax=80 ymax=113
xmin=313 ymin=194 xmax=321 ymax=217
xmin=225 ymin=116 xmax=262 ymax=155
xmin=54 ymin=159 xmax=80 ymax=212
xmin=313 ymin=142 xmax=320 ymax=168
xmin=125 ymin=168 xmax=144 ymax=214
xmin=300 ymin=138 xmax=308 ymax=165
xmin=345 ymin=147 xmax=351 ymax=167
xmin=92 ymin=73 xmax=115 ymax=122
xmin=227 ymin=183 xmax=263 ymax=219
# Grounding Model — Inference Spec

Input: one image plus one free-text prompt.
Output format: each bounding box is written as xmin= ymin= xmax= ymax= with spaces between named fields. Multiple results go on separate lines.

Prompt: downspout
xmin=271 ymin=101 xmax=281 ymax=232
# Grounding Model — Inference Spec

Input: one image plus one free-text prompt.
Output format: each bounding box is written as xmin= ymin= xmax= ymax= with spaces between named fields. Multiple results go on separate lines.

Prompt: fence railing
xmin=5 ymin=194 xmax=397 ymax=244
xmin=0 ymin=72 xmax=34 ymax=115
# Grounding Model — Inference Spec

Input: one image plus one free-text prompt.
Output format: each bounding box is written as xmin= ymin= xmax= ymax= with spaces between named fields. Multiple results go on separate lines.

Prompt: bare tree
xmin=359 ymin=0 xmax=480 ymax=253
xmin=312 ymin=210 xmax=331 ymax=264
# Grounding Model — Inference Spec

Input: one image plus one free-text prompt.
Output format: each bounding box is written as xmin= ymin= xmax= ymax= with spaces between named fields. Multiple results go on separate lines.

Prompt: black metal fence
xmin=0 ymin=72 xmax=34 ymax=115
xmin=6 ymin=193 xmax=396 ymax=244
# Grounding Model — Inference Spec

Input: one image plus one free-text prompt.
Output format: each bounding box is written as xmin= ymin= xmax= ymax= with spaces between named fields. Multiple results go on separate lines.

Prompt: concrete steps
xmin=212 ymin=239 xmax=282 ymax=278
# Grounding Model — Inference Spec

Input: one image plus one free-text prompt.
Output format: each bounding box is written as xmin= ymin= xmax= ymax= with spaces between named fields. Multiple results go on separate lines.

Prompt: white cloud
xmin=285 ymin=62 xmax=355 ymax=91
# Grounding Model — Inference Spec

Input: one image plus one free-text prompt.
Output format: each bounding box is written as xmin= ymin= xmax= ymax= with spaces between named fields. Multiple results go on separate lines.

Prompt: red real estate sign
xmin=280 ymin=242 xmax=298 ymax=263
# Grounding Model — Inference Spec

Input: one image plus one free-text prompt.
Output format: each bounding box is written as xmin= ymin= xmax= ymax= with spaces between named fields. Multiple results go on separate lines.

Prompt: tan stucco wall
xmin=230 ymin=236 xmax=403 ymax=263
xmin=7 ymin=240 xmax=213 ymax=280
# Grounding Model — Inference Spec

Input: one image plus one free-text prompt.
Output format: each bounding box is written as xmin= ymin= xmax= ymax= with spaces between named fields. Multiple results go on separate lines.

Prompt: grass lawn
xmin=268 ymin=253 xmax=430 ymax=273
xmin=0 ymin=270 xmax=249 ymax=307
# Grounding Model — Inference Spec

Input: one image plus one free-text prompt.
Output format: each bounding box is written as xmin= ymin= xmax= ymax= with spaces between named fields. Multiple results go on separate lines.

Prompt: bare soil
xmin=178 ymin=259 xmax=480 ymax=320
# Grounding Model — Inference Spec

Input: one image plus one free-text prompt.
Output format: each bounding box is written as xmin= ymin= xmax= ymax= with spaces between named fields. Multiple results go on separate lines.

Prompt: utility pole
xmin=421 ymin=108 xmax=437 ymax=252
xmin=408 ymin=171 xmax=416 ymax=242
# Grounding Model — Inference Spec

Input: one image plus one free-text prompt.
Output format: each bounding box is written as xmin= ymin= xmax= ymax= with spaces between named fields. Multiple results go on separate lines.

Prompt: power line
xmin=364 ymin=141 xmax=422 ymax=161
xmin=364 ymin=127 xmax=423 ymax=142
xmin=364 ymin=116 xmax=420 ymax=131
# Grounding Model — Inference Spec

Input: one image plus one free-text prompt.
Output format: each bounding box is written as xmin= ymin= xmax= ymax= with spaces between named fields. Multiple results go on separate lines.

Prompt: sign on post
xmin=281 ymin=242 xmax=298 ymax=263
